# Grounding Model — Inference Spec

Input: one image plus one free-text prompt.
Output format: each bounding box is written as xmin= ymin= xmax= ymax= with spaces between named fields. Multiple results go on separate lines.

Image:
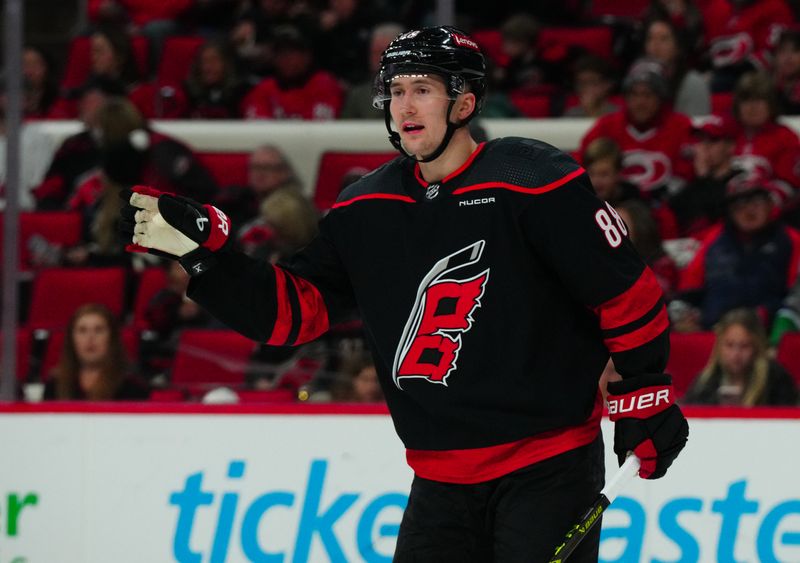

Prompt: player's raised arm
xmin=519 ymin=160 xmax=689 ymax=480
xmin=120 ymin=186 xmax=356 ymax=346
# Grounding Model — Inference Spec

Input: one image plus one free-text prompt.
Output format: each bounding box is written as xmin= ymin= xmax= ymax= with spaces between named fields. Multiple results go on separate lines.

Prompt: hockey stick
xmin=548 ymin=454 xmax=641 ymax=563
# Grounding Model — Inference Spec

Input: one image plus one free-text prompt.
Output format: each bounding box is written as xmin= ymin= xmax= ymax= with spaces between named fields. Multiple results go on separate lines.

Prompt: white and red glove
xmin=120 ymin=185 xmax=232 ymax=275
xmin=607 ymin=374 xmax=689 ymax=479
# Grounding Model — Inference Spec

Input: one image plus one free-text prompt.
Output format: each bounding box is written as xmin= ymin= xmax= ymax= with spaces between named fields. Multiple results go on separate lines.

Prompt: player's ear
xmin=455 ymin=92 xmax=476 ymax=121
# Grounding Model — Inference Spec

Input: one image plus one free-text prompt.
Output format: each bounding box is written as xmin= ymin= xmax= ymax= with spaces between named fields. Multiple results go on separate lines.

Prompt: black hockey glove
xmin=607 ymin=373 xmax=689 ymax=480
xmin=120 ymin=185 xmax=232 ymax=276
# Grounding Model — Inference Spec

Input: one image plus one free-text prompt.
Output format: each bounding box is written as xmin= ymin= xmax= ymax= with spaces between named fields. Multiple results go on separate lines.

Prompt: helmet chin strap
xmin=384 ymin=99 xmax=469 ymax=163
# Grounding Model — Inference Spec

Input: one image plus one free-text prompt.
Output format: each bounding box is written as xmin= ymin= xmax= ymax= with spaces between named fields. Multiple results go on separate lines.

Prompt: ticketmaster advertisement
xmin=0 ymin=412 xmax=798 ymax=562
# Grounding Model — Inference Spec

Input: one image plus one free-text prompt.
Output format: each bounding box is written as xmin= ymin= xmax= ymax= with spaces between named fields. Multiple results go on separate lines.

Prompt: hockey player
xmin=122 ymin=26 xmax=689 ymax=561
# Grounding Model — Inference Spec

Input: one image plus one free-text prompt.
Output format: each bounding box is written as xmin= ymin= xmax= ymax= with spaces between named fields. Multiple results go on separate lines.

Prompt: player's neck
xmin=417 ymin=131 xmax=479 ymax=183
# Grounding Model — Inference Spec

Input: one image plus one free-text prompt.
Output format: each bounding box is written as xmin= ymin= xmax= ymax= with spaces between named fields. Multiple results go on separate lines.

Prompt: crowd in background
xmin=3 ymin=0 xmax=800 ymax=406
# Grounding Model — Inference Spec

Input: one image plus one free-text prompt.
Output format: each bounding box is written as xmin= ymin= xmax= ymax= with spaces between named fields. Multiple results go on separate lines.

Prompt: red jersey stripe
xmin=452 ymin=167 xmax=585 ymax=196
xmin=332 ymin=193 xmax=416 ymax=208
xmin=604 ymin=304 xmax=670 ymax=352
xmin=266 ymin=267 xmax=292 ymax=345
xmin=593 ymin=267 xmax=662 ymax=331
xmin=413 ymin=142 xmax=487 ymax=186
xmin=405 ymin=393 xmax=602 ymax=484
xmin=285 ymin=270 xmax=330 ymax=344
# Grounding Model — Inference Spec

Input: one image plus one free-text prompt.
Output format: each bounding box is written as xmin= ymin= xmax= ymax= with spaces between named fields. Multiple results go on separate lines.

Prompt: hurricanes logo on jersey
xmin=392 ymin=241 xmax=489 ymax=389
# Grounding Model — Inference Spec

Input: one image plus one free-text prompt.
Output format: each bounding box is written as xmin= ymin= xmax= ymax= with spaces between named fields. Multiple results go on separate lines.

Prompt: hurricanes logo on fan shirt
xmin=392 ymin=241 xmax=489 ymax=389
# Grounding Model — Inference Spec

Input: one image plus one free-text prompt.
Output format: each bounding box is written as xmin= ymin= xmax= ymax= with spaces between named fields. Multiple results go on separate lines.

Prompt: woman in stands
xmin=684 ymin=308 xmax=798 ymax=406
xmin=640 ymin=15 xmax=710 ymax=116
xmin=183 ymin=39 xmax=250 ymax=119
xmin=45 ymin=304 xmax=148 ymax=401
xmin=22 ymin=45 xmax=59 ymax=118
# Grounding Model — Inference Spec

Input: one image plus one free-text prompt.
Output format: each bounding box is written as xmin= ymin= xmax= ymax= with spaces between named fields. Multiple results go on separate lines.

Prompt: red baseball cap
xmin=692 ymin=114 xmax=739 ymax=140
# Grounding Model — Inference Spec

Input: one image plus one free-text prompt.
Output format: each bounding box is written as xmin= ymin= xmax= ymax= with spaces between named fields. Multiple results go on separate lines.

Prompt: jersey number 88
xmin=594 ymin=203 xmax=628 ymax=248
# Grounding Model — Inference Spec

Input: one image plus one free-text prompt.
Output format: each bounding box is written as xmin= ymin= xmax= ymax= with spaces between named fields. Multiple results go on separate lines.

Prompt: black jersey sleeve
xmin=520 ymin=166 xmax=670 ymax=377
xmin=187 ymin=217 xmax=357 ymax=346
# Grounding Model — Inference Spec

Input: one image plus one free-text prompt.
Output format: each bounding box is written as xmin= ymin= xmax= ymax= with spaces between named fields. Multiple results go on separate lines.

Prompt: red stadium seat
xmin=61 ymin=35 xmax=149 ymax=90
xmin=776 ymin=332 xmax=800 ymax=385
xmin=197 ymin=152 xmax=250 ymax=188
xmin=156 ymin=36 xmax=204 ymax=86
xmin=171 ymin=330 xmax=257 ymax=389
xmin=667 ymin=331 xmax=716 ymax=398
xmin=313 ymin=152 xmax=396 ymax=210
xmin=509 ymin=90 xmax=553 ymax=118
xmin=131 ymin=267 xmax=169 ymax=330
xmin=472 ymin=29 xmax=509 ymax=68
xmin=26 ymin=268 xmax=127 ymax=330
xmin=539 ymin=27 xmax=614 ymax=61
xmin=0 ymin=212 xmax=83 ymax=271
xmin=40 ymin=327 xmax=140 ymax=379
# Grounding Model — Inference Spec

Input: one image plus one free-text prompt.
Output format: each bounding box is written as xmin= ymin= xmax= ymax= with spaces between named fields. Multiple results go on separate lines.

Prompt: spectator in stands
xmin=580 ymin=58 xmax=694 ymax=201
xmin=242 ymin=25 xmax=344 ymax=120
xmin=34 ymin=76 xmax=126 ymax=209
xmin=183 ymin=39 xmax=250 ymax=119
xmin=563 ymin=55 xmax=619 ymax=118
xmin=669 ymin=114 xmax=741 ymax=236
xmin=643 ymin=0 xmax=705 ymax=62
xmin=340 ymin=22 xmax=404 ymax=119
xmin=494 ymin=13 xmax=561 ymax=93
xmin=214 ymin=144 xmax=301 ymax=227
xmin=87 ymin=0 xmax=192 ymax=72
xmin=730 ymin=71 xmax=800 ymax=206
xmin=44 ymin=303 xmax=149 ymax=401
xmin=230 ymin=0 xmax=317 ymax=78
xmin=684 ymin=308 xmax=798 ymax=405
xmin=316 ymin=0 xmax=379 ymax=86
xmin=22 ymin=45 xmax=59 ymax=118
xmin=677 ymin=173 xmax=800 ymax=330
xmin=641 ymin=15 xmax=710 ymax=116
xmin=774 ymin=27 xmax=800 ymax=115
xmin=330 ymin=351 xmax=383 ymax=403
xmin=707 ymin=0 xmax=794 ymax=93
xmin=73 ymin=97 xmax=217 ymax=207
xmin=583 ymin=137 xmax=641 ymax=202
xmin=238 ymin=187 xmax=319 ymax=262
xmin=615 ymin=199 xmax=680 ymax=299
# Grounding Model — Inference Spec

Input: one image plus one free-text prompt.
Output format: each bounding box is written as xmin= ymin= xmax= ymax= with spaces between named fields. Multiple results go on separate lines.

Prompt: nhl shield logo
xmin=425 ymin=184 xmax=440 ymax=200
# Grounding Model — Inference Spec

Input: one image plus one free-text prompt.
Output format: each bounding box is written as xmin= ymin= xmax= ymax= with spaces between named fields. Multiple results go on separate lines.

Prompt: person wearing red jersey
xmin=707 ymin=0 xmax=794 ymax=92
xmin=242 ymin=25 xmax=343 ymax=121
xmin=580 ymin=58 xmax=694 ymax=201
xmin=121 ymin=27 xmax=688 ymax=561
xmin=730 ymin=71 xmax=800 ymax=208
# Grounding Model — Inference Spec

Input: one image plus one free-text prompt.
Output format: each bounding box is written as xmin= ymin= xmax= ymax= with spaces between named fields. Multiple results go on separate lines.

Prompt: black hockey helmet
xmin=372 ymin=26 xmax=487 ymax=162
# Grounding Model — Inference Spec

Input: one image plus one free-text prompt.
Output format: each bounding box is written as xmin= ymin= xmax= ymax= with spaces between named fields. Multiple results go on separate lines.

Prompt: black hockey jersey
xmin=188 ymin=137 xmax=670 ymax=484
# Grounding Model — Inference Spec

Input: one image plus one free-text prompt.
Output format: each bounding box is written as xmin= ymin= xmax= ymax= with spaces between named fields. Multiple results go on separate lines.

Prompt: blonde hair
xmin=695 ymin=308 xmax=770 ymax=406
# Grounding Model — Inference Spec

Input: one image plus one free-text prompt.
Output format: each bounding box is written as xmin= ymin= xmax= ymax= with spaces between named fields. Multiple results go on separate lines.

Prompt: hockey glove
xmin=120 ymin=185 xmax=232 ymax=276
xmin=607 ymin=374 xmax=689 ymax=479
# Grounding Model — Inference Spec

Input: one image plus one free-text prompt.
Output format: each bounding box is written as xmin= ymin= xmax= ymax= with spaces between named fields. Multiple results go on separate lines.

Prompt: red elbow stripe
xmin=266 ymin=268 xmax=293 ymax=345
xmin=594 ymin=268 xmax=663 ymax=331
xmin=604 ymin=304 xmax=670 ymax=352
xmin=285 ymin=271 xmax=330 ymax=344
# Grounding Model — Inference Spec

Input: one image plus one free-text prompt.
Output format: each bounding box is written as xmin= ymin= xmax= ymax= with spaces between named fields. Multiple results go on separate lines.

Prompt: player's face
xmin=389 ymin=75 xmax=454 ymax=158
xmin=72 ymin=313 xmax=111 ymax=368
xmin=718 ymin=324 xmax=756 ymax=377
xmin=625 ymin=83 xmax=661 ymax=126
